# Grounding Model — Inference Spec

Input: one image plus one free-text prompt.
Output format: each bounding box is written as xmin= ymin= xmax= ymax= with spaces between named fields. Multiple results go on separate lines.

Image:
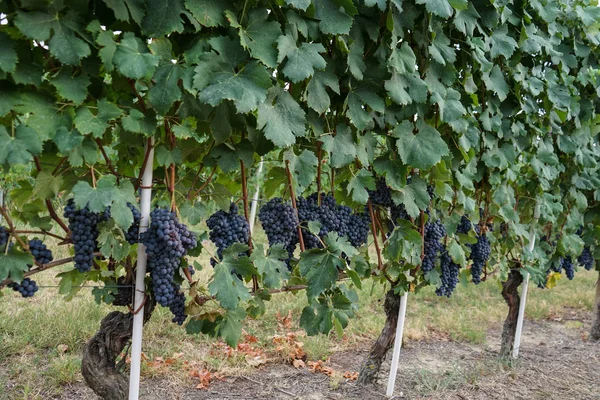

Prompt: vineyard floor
xmin=30 ymin=317 xmax=600 ymax=400
xmin=1 ymin=267 xmax=598 ymax=400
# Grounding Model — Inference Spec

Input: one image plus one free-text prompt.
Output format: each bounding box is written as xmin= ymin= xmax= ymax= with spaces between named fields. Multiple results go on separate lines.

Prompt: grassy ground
xmin=1 ymin=248 xmax=597 ymax=400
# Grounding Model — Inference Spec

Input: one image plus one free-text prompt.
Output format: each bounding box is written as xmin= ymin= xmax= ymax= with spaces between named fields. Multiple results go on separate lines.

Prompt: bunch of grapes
xmin=259 ymin=198 xmax=299 ymax=261
xmin=457 ymin=215 xmax=472 ymax=234
xmin=296 ymin=195 xmax=325 ymax=249
xmin=469 ymin=226 xmax=491 ymax=284
xmin=421 ymin=220 xmax=446 ymax=273
xmin=142 ymin=207 xmax=196 ymax=325
xmin=578 ymin=246 xmax=594 ymax=271
xmin=347 ymin=212 xmax=370 ymax=247
xmin=436 ymin=249 xmax=460 ymax=297
xmin=390 ymin=204 xmax=409 ymax=224
xmin=169 ymin=291 xmax=187 ymax=325
xmin=9 ymin=239 xmax=54 ymax=298
xmin=562 ymin=256 xmax=575 ymax=280
xmin=9 ymin=278 xmax=38 ymax=298
xmin=0 ymin=226 xmax=8 ymax=252
xmin=207 ymin=203 xmax=250 ymax=265
xmin=368 ymin=178 xmax=393 ymax=207
xmin=64 ymin=199 xmax=109 ymax=273
xmin=28 ymin=239 xmax=53 ymax=264
xmin=125 ymin=202 xmax=142 ymax=244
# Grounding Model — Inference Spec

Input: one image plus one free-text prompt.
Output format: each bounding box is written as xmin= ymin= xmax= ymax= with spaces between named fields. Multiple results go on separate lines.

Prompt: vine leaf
xmin=489 ymin=25 xmax=518 ymax=59
xmin=50 ymin=69 xmax=90 ymax=106
xmin=185 ymin=0 xmax=232 ymax=27
xmin=103 ymin=0 xmax=145 ymax=23
xmin=250 ymin=244 xmax=290 ymax=289
xmin=148 ymin=64 xmax=184 ymax=115
xmin=307 ymin=67 xmax=340 ymax=114
xmin=313 ymin=0 xmax=355 ymax=35
xmin=0 ymin=250 xmax=34 ymax=283
xmin=0 ymin=125 xmax=43 ymax=166
xmin=284 ymin=149 xmax=318 ymax=190
xmin=97 ymin=220 xmax=131 ymax=261
xmin=227 ymin=9 xmax=281 ymax=68
xmin=142 ymin=0 xmax=186 ymax=37
xmin=390 ymin=176 xmax=431 ymax=219
xmin=277 ymin=34 xmax=327 ymax=83
xmin=257 ymin=87 xmax=306 ymax=147
xmin=415 ymin=0 xmax=453 ymax=18
xmin=179 ymin=201 xmax=207 ymax=225
xmin=219 ymin=307 xmax=246 ymax=347
xmin=0 ymin=33 xmax=17 ymax=73
xmin=482 ymin=65 xmax=509 ymax=101
xmin=113 ymin=32 xmax=159 ymax=79
xmin=285 ymin=0 xmax=311 ymax=11
xmin=321 ymin=124 xmax=356 ymax=168
xmin=209 ymin=263 xmax=252 ymax=310
xmin=33 ymin=171 xmax=63 ymax=200
xmin=394 ymin=121 xmax=449 ymax=170
xmin=74 ymin=99 xmax=122 ymax=138
xmin=298 ymin=249 xmax=341 ymax=300
xmin=347 ymin=169 xmax=376 ymax=204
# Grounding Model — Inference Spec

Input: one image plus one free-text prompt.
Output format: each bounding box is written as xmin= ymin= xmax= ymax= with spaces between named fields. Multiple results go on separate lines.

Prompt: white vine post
xmin=386 ymin=289 xmax=409 ymax=397
xmin=249 ymin=158 xmax=264 ymax=233
xmin=512 ymin=201 xmax=541 ymax=358
xmin=129 ymin=138 xmax=155 ymax=400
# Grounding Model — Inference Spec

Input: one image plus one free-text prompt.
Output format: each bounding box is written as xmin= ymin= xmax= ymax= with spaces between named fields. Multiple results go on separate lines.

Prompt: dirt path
xmin=44 ymin=318 xmax=600 ymax=400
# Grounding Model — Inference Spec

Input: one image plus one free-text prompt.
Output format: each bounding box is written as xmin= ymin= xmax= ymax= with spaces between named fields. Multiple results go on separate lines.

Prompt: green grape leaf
xmin=103 ymin=0 xmax=145 ymax=23
xmin=347 ymin=169 xmax=376 ymax=204
xmin=155 ymin=146 xmax=183 ymax=166
xmin=277 ymin=34 xmax=327 ymax=83
xmin=185 ymin=0 xmax=232 ymax=27
xmin=97 ymin=220 xmax=131 ymax=261
xmin=448 ymin=238 xmax=467 ymax=267
xmin=428 ymin=31 xmax=456 ymax=65
xmin=284 ymin=149 xmax=318 ymax=190
xmin=50 ymin=69 xmax=90 ymax=105
xmin=227 ymin=9 xmax=281 ymax=68
xmin=321 ymin=124 xmax=356 ymax=168
xmin=74 ymin=100 xmax=122 ymax=138
xmin=431 ymin=88 xmax=466 ymax=123
xmin=179 ymin=201 xmax=207 ymax=225
xmin=219 ymin=307 xmax=246 ymax=347
xmin=482 ymin=65 xmax=509 ymax=101
xmin=72 ymin=176 xmax=118 ymax=212
xmin=390 ymin=176 xmax=431 ymax=219
xmin=0 ymin=33 xmax=18 ymax=73
xmin=285 ymin=0 xmax=311 ymax=11
xmin=415 ymin=0 xmax=453 ymax=18
xmin=114 ymin=33 xmax=159 ymax=79
xmin=453 ymin=3 xmax=480 ymax=36
xmin=142 ymin=0 xmax=185 ymax=37
xmin=298 ymin=249 xmax=341 ymax=300
xmin=324 ymin=232 xmax=359 ymax=259
xmin=148 ymin=64 xmax=184 ymax=115
xmin=121 ymin=109 xmax=157 ymax=136
xmin=257 ymin=87 xmax=306 ymax=148
xmin=300 ymin=300 xmax=334 ymax=336
xmin=0 ymin=249 xmax=34 ymax=282
xmin=393 ymin=120 xmax=449 ymax=170
xmin=314 ymin=0 xmax=354 ymax=35
xmin=33 ymin=171 xmax=63 ymax=200
xmin=307 ymin=67 xmax=340 ymax=114
xmin=250 ymin=244 xmax=290 ymax=289
xmin=489 ymin=25 xmax=517 ymax=59
xmin=0 ymin=125 xmax=43 ymax=166
xmin=209 ymin=263 xmax=252 ymax=310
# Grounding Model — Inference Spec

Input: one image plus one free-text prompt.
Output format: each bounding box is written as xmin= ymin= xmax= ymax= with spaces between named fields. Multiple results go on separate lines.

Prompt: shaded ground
xmin=37 ymin=317 xmax=599 ymax=400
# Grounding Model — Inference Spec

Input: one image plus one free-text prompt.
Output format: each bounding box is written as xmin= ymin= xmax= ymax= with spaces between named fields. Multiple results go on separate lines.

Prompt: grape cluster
xmin=28 ymin=239 xmax=53 ymax=264
xmin=368 ymin=178 xmax=393 ymax=207
xmin=142 ymin=208 xmax=196 ymax=322
xmin=347 ymin=213 xmax=370 ymax=248
xmin=390 ymin=204 xmax=409 ymax=224
xmin=0 ymin=226 xmax=9 ymax=251
xmin=125 ymin=202 xmax=142 ymax=244
xmin=578 ymin=246 xmax=594 ymax=271
xmin=9 ymin=278 xmax=38 ymax=298
xmin=421 ymin=220 xmax=446 ymax=273
xmin=436 ymin=249 xmax=460 ymax=297
xmin=469 ymin=226 xmax=491 ymax=284
xmin=259 ymin=198 xmax=299 ymax=261
xmin=169 ymin=291 xmax=187 ymax=325
xmin=457 ymin=215 xmax=472 ymax=234
xmin=207 ymin=203 xmax=250 ymax=265
xmin=64 ymin=199 xmax=109 ymax=272
xmin=296 ymin=195 xmax=323 ymax=249
xmin=562 ymin=256 xmax=575 ymax=280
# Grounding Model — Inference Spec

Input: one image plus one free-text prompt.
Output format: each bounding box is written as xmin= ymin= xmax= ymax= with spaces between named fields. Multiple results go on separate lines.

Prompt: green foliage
xmin=1 ymin=0 xmax=599 ymax=349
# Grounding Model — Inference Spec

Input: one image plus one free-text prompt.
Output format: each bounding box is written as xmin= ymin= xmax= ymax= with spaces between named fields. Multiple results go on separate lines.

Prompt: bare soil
xmin=13 ymin=317 xmax=600 ymax=400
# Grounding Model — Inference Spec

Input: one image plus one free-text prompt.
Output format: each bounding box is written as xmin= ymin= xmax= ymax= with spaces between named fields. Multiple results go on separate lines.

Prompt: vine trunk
xmin=591 ymin=272 xmax=600 ymax=341
xmin=357 ymin=289 xmax=401 ymax=384
xmin=500 ymin=269 xmax=523 ymax=357
xmin=82 ymin=300 xmax=155 ymax=399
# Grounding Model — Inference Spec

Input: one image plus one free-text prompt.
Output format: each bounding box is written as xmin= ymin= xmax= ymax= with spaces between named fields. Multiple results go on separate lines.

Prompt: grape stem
xmin=96 ymin=139 xmax=119 ymax=183
xmin=189 ymin=166 xmax=217 ymax=200
xmin=12 ymin=230 xmax=66 ymax=241
xmin=0 ymin=206 xmax=29 ymax=251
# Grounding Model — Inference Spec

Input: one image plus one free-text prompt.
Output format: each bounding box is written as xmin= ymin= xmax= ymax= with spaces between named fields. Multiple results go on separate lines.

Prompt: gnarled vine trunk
xmin=82 ymin=300 xmax=154 ymax=399
xmin=500 ymin=269 xmax=523 ymax=357
xmin=591 ymin=272 xmax=600 ymax=341
xmin=358 ymin=289 xmax=401 ymax=384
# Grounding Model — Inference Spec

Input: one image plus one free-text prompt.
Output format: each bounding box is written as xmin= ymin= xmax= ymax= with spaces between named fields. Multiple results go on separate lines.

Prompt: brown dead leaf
xmin=293 ymin=359 xmax=306 ymax=368
xmin=343 ymin=371 xmax=359 ymax=381
xmin=245 ymin=353 xmax=268 ymax=367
